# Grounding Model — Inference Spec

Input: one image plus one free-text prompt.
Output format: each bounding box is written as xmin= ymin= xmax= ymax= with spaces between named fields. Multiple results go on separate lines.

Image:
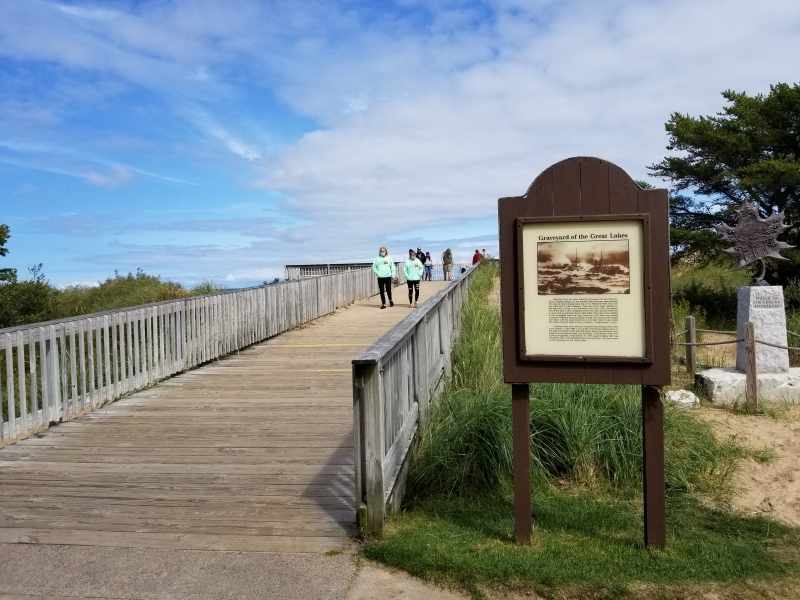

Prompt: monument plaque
xmin=713 ymin=200 xmax=793 ymax=285
xmin=736 ymin=287 xmax=789 ymax=373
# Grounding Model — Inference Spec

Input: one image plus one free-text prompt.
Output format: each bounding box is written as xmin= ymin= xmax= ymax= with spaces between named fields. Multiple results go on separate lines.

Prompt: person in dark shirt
xmin=472 ymin=249 xmax=482 ymax=265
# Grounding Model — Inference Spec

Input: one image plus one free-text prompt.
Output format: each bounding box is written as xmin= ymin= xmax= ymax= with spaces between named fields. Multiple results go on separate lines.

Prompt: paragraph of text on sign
xmin=548 ymin=298 xmax=619 ymax=341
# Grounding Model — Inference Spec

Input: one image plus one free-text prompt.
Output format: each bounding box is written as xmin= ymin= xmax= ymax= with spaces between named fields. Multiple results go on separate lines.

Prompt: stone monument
xmin=697 ymin=201 xmax=799 ymax=402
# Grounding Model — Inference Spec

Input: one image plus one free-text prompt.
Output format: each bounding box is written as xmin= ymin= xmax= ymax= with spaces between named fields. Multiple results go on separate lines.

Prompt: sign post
xmin=512 ymin=383 xmax=532 ymax=543
xmin=498 ymin=157 xmax=670 ymax=549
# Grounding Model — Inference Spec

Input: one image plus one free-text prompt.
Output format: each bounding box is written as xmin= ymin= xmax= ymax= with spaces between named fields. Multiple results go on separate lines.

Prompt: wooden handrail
xmin=1 ymin=269 xmax=401 ymax=445
xmin=352 ymin=263 xmax=479 ymax=534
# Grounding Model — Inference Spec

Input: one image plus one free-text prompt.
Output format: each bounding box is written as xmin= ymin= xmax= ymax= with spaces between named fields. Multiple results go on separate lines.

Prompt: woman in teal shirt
xmin=372 ymin=246 xmax=396 ymax=309
xmin=403 ymin=249 xmax=424 ymax=308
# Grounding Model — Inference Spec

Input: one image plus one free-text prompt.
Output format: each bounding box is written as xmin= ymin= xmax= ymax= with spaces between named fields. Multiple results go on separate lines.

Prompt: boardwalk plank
xmin=0 ymin=283 xmax=445 ymax=553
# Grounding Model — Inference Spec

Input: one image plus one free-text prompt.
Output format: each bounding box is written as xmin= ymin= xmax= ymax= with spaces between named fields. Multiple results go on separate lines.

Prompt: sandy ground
xmin=700 ymin=404 xmax=800 ymax=525
xmin=683 ymin=331 xmax=800 ymax=525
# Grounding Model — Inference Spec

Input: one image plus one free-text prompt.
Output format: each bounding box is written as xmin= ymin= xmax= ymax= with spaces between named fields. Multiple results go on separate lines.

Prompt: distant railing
xmin=287 ymin=262 xmax=472 ymax=281
xmin=0 ymin=268 xmax=399 ymax=445
xmin=352 ymin=263 xmax=479 ymax=533
xmin=286 ymin=263 xmax=379 ymax=279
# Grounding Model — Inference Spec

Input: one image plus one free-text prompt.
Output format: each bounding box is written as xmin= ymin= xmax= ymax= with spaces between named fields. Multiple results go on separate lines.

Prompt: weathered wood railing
xmin=287 ymin=262 xmax=472 ymax=281
xmin=0 ymin=268 xmax=403 ymax=444
xmin=352 ymin=263 xmax=478 ymax=533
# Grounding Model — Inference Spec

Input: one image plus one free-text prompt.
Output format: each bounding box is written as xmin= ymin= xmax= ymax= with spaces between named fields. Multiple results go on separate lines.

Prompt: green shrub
xmin=0 ymin=278 xmax=57 ymax=328
xmin=785 ymin=278 xmax=800 ymax=309
xmin=671 ymin=261 xmax=752 ymax=329
xmin=192 ymin=280 xmax=228 ymax=295
xmin=53 ymin=269 xmax=191 ymax=318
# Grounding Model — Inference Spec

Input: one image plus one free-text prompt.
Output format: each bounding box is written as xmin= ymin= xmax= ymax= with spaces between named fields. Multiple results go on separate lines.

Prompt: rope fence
xmin=696 ymin=328 xmax=738 ymax=335
xmin=675 ymin=331 xmax=800 ymax=350
xmin=676 ymin=315 xmax=799 ymax=412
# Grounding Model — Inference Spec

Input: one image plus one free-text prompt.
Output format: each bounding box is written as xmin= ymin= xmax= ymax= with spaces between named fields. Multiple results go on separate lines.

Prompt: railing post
xmin=745 ymin=322 xmax=758 ymax=412
xmin=361 ymin=360 xmax=385 ymax=534
xmin=414 ymin=320 xmax=430 ymax=432
xmin=353 ymin=363 xmax=366 ymax=531
xmin=42 ymin=334 xmax=51 ymax=425
xmin=685 ymin=315 xmax=696 ymax=376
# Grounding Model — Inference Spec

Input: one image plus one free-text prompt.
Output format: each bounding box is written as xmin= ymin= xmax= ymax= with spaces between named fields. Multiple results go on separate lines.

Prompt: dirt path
xmin=701 ymin=404 xmax=800 ymax=525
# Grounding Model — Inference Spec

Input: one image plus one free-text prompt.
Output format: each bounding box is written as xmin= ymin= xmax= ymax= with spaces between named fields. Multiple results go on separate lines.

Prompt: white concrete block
xmin=696 ymin=367 xmax=800 ymax=404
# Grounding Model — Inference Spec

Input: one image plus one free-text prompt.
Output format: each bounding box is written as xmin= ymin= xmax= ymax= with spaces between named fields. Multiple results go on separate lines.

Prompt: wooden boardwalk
xmin=0 ymin=283 xmax=446 ymax=553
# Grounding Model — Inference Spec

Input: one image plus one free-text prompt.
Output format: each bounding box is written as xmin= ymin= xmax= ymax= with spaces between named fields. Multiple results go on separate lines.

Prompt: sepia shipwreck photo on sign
xmin=537 ymin=240 xmax=630 ymax=295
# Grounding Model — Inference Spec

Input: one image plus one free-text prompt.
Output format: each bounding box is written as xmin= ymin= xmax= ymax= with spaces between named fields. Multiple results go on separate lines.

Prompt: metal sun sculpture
xmin=713 ymin=201 xmax=794 ymax=285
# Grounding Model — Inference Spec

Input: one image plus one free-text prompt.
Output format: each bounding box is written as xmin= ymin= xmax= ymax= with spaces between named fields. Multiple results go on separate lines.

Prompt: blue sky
xmin=2 ymin=0 xmax=799 ymax=288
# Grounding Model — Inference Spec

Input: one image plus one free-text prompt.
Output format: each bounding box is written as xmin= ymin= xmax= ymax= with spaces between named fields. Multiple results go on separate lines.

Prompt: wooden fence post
xmin=685 ymin=315 xmax=696 ymax=376
xmin=362 ymin=360 xmax=385 ymax=534
xmin=744 ymin=322 xmax=758 ymax=412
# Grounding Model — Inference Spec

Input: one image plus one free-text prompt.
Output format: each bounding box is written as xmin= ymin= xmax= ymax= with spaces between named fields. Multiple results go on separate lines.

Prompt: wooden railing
xmin=352 ymin=263 xmax=478 ymax=533
xmin=287 ymin=262 xmax=472 ymax=281
xmin=0 ymin=268 xmax=400 ymax=445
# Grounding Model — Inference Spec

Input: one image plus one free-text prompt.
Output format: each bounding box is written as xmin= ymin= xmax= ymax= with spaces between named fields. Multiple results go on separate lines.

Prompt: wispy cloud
xmin=57 ymin=4 xmax=119 ymax=22
xmin=84 ymin=164 xmax=134 ymax=188
xmin=186 ymin=106 xmax=263 ymax=160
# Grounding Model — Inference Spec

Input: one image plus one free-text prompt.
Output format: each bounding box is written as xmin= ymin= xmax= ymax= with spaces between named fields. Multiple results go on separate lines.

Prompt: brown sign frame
xmin=498 ymin=156 xmax=670 ymax=550
xmin=516 ymin=213 xmax=652 ymax=364
xmin=499 ymin=157 xmax=670 ymax=386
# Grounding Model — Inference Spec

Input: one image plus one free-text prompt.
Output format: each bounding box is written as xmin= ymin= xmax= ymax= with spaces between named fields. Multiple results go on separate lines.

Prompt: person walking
xmin=423 ymin=252 xmax=433 ymax=281
xmin=404 ymin=249 xmax=424 ymax=307
xmin=372 ymin=246 xmax=396 ymax=309
xmin=442 ymin=247 xmax=453 ymax=281
xmin=472 ymin=249 xmax=482 ymax=265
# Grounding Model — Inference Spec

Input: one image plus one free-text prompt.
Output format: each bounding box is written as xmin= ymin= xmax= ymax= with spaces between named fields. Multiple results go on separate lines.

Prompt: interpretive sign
xmin=498 ymin=157 xmax=671 ymax=551
xmin=519 ymin=216 xmax=647 ymax=361
xmin=499 ymin=157 xmax=669 ymax=385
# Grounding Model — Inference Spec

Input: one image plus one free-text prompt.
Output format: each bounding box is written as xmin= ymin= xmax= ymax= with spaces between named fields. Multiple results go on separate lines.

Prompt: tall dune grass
xmin=408 ymin=262 xmax=757 ymax=503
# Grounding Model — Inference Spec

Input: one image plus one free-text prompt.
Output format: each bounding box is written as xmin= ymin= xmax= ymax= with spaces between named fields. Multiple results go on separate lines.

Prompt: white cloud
xmin=57 ymin=4 xmax=119 ymax=22
xmin=253 ymin=0 xmax=800 ymax=246
xmin=185 ymin=106 xmax=263 ymax=159
xmin=84 ymin=164 xmax=134 ymax=188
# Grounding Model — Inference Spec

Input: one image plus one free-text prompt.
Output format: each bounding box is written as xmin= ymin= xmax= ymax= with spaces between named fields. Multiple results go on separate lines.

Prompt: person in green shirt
xmin=372 ymin=246 xmax=396 ymax=309
xmin=403 ymin=249 xmax=424 ymax=308
xmin=442 ymin=248 xmax=453 ymax=281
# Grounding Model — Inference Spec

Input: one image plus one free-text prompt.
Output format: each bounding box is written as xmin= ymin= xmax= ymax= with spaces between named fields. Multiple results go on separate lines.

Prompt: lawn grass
xmin=362 ymin=261 xmax=799 ymax=599
xmin=364 ymin=493 xmax=798 ymax=599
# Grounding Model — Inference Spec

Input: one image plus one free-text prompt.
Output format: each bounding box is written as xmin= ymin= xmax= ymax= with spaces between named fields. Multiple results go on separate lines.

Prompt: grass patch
xmin=365 ymin=493 xmax=798 ymax=599
xmin=363 ymin=261 xmax=799 ymax=598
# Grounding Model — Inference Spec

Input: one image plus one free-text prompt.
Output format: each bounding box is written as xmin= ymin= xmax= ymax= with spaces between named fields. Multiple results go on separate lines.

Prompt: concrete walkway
xmin=0 ymin=545 xmax=471 ymax=599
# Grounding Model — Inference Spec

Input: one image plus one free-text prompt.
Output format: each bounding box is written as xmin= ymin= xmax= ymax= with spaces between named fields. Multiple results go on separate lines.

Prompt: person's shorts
xmin=443 ymin=264 xmax=452 ymax=273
